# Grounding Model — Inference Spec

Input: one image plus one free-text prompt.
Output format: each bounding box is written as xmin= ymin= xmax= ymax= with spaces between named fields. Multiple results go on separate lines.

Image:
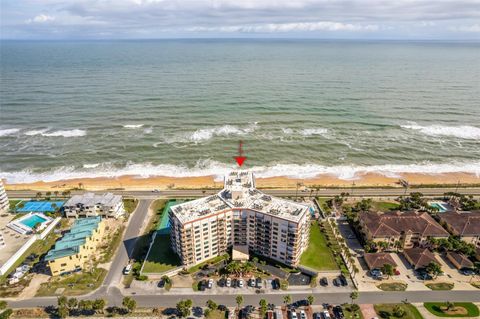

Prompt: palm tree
xmin=350 ymin=291 xmax=358 ymax=305
xmin=283 ymin=295 xmax=292 ymax=306
xmin=307 ymin=295 xmax=314 ymax=306
xmin=235 ymin=295 xmax=244 ymax=310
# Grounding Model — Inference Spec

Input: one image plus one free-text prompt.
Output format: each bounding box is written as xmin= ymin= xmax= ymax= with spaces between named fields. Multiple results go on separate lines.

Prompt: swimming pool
xmin=20 ymin=214 xmax=48 ymax=228
xmin=430 ymin=203 xmax=447 ymax=213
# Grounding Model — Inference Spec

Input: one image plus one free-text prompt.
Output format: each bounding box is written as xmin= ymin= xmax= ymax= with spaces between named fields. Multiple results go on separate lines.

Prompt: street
xmin=7 ymin=187 xmax=480 ymax=200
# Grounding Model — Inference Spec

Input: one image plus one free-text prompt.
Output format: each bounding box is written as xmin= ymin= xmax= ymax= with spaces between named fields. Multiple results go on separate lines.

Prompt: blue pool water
xmin=430 ymin=203 xmax=447 ymax=213
xmin=20 ymin=214 xmax=47 ymax=228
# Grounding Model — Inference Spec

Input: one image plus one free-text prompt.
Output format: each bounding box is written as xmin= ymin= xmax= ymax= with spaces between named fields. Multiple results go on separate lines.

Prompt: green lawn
xmin=343 ymin=304 xmax=364 ymax=319
xmin=424 ymin=303 xmax=479 ymax=317
xmin=36 ymin=268 xmax=107 ymax=296
xmin=206 ymin=309 xmax=227 ymax=319
xmin=371 ymin=201 xmax=400 ymax=212
xmin=8 ymin=200 xmax=21 ymax=211
xmin=123 ymin=198 xmax=139 ymax=215
xmin=142 ymin=234 xmax=182 ymax=273
xmin=426 ymin=282 xmax=454 ymax=290
xmin=375 ymin=304 xmax=423 ymax=319
xmin=300 ymin=222 xmax=338 ymax=271
xmin=377 ymin=282 xmax=408 ymax=291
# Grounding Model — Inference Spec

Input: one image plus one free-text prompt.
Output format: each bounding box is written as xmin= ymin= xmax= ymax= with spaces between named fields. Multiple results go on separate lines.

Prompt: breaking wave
xmin=401 ymin=123 xmax=480 ymax=140
xmin=2 ymin=160 xmax=480 ymax=184
xmin=123 ymin=124 xmax=144 ymax=129
xmin=187 ymin=123 xmax=258 ymax=143
xmin=0 ymin=128 xmax=20 ymax=137
xmin=24 ymin=129 xmax=86 ymax=137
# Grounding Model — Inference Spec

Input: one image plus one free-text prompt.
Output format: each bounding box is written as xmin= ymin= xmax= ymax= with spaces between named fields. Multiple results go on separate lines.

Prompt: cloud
xmin=26 ymin=14 xmax=55 ymax=24
xmin=450 ymin=24 xmax=480 ymax=32
xmin=186 ymin=21 xmax=379 ymax=33
xmin=3 ymin=0 xmax=480 ymax=39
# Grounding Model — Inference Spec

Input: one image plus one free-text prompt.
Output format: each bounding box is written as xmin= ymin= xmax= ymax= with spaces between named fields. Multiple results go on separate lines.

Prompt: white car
xmin=238 ymin=279 xmax=244 ymax=288
xmin=299 ymin=310 xmax=306 ymax=319
xmin=226 ymin=278 xmax=231 ymax=287
xmin=123 ymin=263 xmax=132 ymax=275
xmin=208 ymin=279 xmax=214 ymax=288
xmin=323 ymin=311 xmax=331 ymax=319
xmin=290 ymin=311 xmax=298 ymax=319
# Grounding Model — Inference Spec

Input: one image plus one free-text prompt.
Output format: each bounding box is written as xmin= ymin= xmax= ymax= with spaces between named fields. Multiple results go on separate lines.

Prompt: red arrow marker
xmin=234 ymin=140 xmax=247 ymax=167
xmin=234 ymin=156 xmax=247 ymax=167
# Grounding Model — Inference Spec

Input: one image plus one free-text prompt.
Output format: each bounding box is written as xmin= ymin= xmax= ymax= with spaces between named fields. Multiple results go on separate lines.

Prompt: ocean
xmin=1 ymin=39 xmax=479 ymax=183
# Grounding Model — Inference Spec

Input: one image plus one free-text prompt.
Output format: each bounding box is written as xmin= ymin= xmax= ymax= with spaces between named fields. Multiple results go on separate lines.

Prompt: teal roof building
xmin=45 ymin=216 xmax=102 ymax=261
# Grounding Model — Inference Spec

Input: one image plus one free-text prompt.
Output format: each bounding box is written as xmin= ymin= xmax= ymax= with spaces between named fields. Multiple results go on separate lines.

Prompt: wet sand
xmin=4 ymin=172 xmax=480 ymax=191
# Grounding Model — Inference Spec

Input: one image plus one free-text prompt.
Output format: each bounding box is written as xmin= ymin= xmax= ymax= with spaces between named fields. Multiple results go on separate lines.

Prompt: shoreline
xmin=4 ymin=172 xmax=480 ymax=192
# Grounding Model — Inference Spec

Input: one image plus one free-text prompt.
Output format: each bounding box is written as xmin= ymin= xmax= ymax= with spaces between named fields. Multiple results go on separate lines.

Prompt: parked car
xmin=289 ymin=311 xmax=298 ymax=319
xmin=460 ymin=268 xmax=475 ymax=276
xmin=339 ymin=275 xmax=348 ymax=286
xmin=249 ymin=278 xmax=256 ymax=287
xmin=226 ymin=277 xmax=232 ymax=287
xmin=207 ymin=278 xmax=214 ymax=289
xmin=320 ymin=277 xmax=328 ymax=286
xmin=333 ymin=306 xmax=344 ymax=319
xmin=394 ymin=270 xmax=400 ymax=276
xmin=238 ymin=279 xmax=244 ymax=288
xmin=272 ymin=278 xmax=280 ymax=290
xmin=299 ymin=310 xmax=307 ymax=319
xmin=313 ymin=313 xmax=323 ymax=319
xmin=256 ymin=277 xmax=263 ymax=288
xmin=157 ymin=280 xmax=165 ymax=288
xmin=333 ymin=278 xmax=339 ymax=286
xmin=123 ymin=263 xmax=132 ymax=275
xmin=323 ymin=310 xmax=331 ymax=319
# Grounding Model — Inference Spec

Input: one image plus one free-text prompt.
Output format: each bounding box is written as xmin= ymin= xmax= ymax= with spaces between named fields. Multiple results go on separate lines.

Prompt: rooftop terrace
xmin=171 ymin=171 xmax=309 ymax=224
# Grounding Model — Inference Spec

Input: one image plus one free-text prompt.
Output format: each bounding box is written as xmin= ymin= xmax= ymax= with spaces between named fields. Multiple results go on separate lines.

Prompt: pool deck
xmin=0 ymin=214 xmax=33 ymax=271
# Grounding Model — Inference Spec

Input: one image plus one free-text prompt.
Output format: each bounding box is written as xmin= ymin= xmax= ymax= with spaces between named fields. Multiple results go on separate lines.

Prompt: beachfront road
xmin=7 ymin=289 xmax=480 ymax=308
xmin=7 ymin=187 xmax=480 ymax=199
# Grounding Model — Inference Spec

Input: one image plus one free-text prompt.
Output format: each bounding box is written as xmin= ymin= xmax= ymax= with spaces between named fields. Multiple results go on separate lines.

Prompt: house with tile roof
xmin=363 ymin=253 xmax=397 ymax=270
xmin=403 ymin=247 xmax=439 ymax=270
xmin=438 ymin=211 xmax=480 ymax=246
xmin=446 ymin=251 xmax=474 ymax=270
xmin=45 ymin=216 xmax=106 ymax=276
xmin=359 ymin=211 xmax=449 ymax=250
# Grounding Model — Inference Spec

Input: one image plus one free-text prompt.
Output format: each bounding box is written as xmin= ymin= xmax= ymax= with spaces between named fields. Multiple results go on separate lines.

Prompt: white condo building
xmin=63 ymin=192 xmax=125 ymax=218
xmin=0 ymin=180 xmax=9 ymax=214
xmin=169 ymin=171 xmax=311 ymax=267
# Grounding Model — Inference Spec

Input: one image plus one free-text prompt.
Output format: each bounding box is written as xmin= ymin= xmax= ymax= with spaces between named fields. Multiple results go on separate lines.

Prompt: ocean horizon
xmin=1 ymin=39 xmax=479 ymax=184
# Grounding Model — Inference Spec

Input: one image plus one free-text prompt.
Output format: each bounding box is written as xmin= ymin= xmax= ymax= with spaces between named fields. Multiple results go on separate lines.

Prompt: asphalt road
xmin=102 ymin=198 xmax=153 ymax=288
xmin=7 ymin=187 xmax=480 ymax=200
xmin=8 ymin=289 xmax=480 ymax=309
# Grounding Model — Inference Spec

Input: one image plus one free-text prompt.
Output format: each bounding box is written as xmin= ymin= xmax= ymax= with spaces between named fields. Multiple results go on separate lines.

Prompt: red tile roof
xmin=361 ymin=211 xmax=449 ymax=238
xmin=364 ymin=253 xmax=397 ymax=270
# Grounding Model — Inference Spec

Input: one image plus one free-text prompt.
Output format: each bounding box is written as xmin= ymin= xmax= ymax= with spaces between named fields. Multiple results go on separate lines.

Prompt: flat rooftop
xmin=171 ymin=171 xmax=309 ymax=224
xmin=64 ymin=192 xmax=121 ymax=207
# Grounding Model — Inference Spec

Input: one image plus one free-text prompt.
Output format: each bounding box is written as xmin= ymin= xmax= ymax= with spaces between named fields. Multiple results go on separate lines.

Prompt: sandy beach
xmin=4 ymin=172 xmax=480 ymax=191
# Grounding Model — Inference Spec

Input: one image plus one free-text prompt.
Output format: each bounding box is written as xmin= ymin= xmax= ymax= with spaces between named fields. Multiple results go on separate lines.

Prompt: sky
xmin=1 ymin=0 xmax=480 ymax=40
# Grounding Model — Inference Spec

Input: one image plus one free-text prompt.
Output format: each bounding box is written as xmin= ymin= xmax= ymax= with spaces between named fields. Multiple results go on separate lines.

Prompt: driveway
xmin=360 ymin=304 xmax=377 ymax=319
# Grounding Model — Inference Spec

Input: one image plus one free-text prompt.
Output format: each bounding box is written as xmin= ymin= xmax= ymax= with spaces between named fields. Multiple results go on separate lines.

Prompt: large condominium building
xmin=0 ymin=180 xmax=9 ymax=214
xmin=169 ymin=171 xmax=311 ymax=267
xmin=45 ymin=216 xmax=106 ymax=276
xmin=63 ymin=192 xmax=125 ymax=218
